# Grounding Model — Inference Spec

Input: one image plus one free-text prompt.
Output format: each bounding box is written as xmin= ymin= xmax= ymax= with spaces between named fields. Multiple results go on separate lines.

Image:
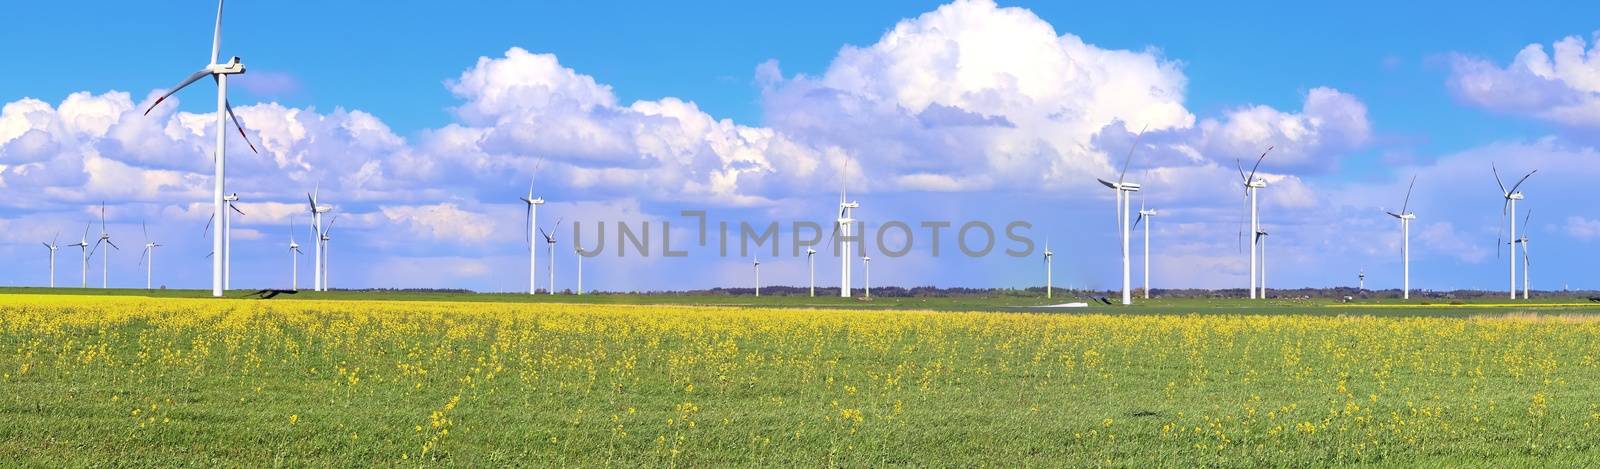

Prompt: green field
xmin=2 ymin=291 xmax=1599 ymax=466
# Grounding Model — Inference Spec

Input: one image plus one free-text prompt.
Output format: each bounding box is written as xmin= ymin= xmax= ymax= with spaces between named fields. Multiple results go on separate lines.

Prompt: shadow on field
xmin=248 ymin=289 xmax=300 ymax=299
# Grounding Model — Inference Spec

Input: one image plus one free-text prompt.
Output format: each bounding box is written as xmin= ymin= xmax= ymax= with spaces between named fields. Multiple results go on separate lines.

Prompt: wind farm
xmin=5 ymin=0 xmax=1600 ymax=466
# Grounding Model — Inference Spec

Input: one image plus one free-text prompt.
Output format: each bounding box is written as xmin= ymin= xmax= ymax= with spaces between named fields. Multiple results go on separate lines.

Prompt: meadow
xmin=3 ymin=294 xmax=1600 ymax=466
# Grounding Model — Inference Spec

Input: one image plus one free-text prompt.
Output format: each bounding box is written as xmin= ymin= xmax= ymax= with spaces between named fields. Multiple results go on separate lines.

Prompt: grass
xmin=2 ymin=293 xmax=1600 ymax=466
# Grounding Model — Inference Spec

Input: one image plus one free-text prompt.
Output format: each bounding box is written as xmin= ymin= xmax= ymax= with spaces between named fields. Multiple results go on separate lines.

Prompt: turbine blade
xmin=1246 ymin=146 xmax=1272 ymax=184
xmin=203 ymin=214 xmax=214 ymax=239
xmin=1096 ymin=178 xmax=1116 ymax=190
xmin=211 ymin=0 xmax=225 ymax=65
xmin=1507 ymin=169 xmax=1538 ymax=195
xmin=108 ymin=240 xmax=120 ymax=250
xmin=1523 ymin=208 xmax=1532 ymax=229
xmin=1235 ymin=158 xmax=1247 ymax=186
xmin=231 ymin=203 xmax=246 ymax=216
xmin=143 ymin=69 xmax=211 ymax=115
xmin=1386 ymin=211 xmax=1401 ymax=219
xmin=325 ymin=215 xmax=339 ymax=234
xmin=225 ymin=100 xmax=259 ymax=154
xmin=1492 ymin=162 xmax=1507 ymax=195
xmin=142 ymin=220 xmax=149 ymax=242
xmin=138 ymin=248 xmax=148 ymax=267
xmin=1400 ymin=174 xmax=1416 ymax=215
xmin=1115 ymin=124 xmax=1148 ymax=185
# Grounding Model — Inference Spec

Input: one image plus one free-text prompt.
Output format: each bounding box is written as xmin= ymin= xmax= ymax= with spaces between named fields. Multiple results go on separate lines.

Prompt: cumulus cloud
xmin=1566 ymin=216 xmax=1600 ymax=240
xmin=761 ymin=0 xmax=1369 ymax=196
xmin=1448 ymin=33 xmax=1600 ymax=127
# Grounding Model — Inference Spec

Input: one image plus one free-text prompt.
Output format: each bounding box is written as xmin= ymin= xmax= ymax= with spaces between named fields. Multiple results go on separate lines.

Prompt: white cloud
xmin=380 ymin=203 xmax=497 ymax=243
xmin=1566 ymin=216 xmax=1600 ymax=240
xmin=1448 ymin=33 xmax=1600 ymax=127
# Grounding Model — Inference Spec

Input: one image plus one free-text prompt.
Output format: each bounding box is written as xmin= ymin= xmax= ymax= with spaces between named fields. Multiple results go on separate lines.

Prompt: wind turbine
xmin=306 ymin=186 xmax=331 ymax=291
xmin=1255 ymin=230 xmax=1269 ymax=298
xmin=223 ymin=193 xmax=244 ymax=290
xmin=42 ymin=233 xmax=59 ymax=288
xmin=753 ymin=257 xmax=762 ymax=297
xmin=863 ymin=256 xmax=872 ymax=299
xmin=1096 ymin=125 xmax=1146 ymax=305
xmin=141 ymin=0 xmax=259 ymax=298
xmin=1133 ymin=190 xmax=1157 ymax=300
xmin=575 ymin=246 xmax=584 ymax=295
xmin=319 ymin=215 xmax=338 ymax=291
xmin=1358 ymin=269 xmax=1365 ymax=291
xmin=521 ymin=163 xmax=546 ymax=295
xmin=1235 ymin=147 xmax=1273 ymax=299
xmin=1518 ymin=210 xmax=1534 ymax=299
xmin=1043 ymin=240 xmax=1054 ymax=299
xmin=539 ymin=218 xmax=562 ymax=295
xmin=138 ymin=221 xmax=162 ymax=290
xmin=1493 ymin=164 xmax=1536 ymax=300
xmin=806 ymin=248 xmax=817 ymax=297
xmin=1385 ymin=175 xmax=1418 ymax=299
xmin=831 ymin=157 xmax=861 ymax=298
xmin=288 ymin=218 xmax=304 ymax=291
xmin=69 ymin=225 xmax=90 ymax=288
xmin=90 ymin=203 xmax=119 ymax=289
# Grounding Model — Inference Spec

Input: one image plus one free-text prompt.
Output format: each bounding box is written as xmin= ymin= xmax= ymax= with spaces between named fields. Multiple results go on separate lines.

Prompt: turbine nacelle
xmin=1246 ymin=178 xmax=1267 ymax=189
xmin=1096 ymin=178 xmax=1141 ymax=192
xmin=1504 ymin=192 xmax=1524 ymax=201
xmin=208 ymin=57 xmax=246 ymax=75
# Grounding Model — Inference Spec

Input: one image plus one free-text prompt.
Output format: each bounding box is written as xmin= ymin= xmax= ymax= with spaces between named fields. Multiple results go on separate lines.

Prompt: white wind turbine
xmin=42 ymin=233 xmax=59 ymax=288
xmin=539 ymin=219 xmax=563 ymax=295
xmin=831 ymin=157 xmax=861 ymax=298
xmin=1517 ymin=210 xmax=1534 ymax=299
xmin=521 ymin=163 xmax=546 ymax=295
xmin=753 ymin=257 xmax=762 ymax=297
xmin=319 ymin=215 xmax=338 ymax=291
xmin=863 ymin=256 xmax=871 ymax=299
xmin=69 ymin=224 xmax=90 ymax=288
xmin=1493 ymin=164 xmax=1535 ymax=300
xmin=1358 ymin=269 xmax=1365 ymax=291
xmin=1043 ymin=240 xmax=1053 ymax=299
xmin=1255 ymin=230 xmax=1269 ymax=298
xmin=1384 ymin=175 xmax=1418 ymax=299
xmin=1096 ymin=126 xmax=1146 ymax=305
xmin=806 ymin=248 xmax=817 ymax=297
xmin=575 ymin=246 xmax=585 ymax=295
xmin=138 ymin=221 xmax=162 ymax=290
xmin=1133 ymin=189 xmax=1157 ymax=299
xmin=223 ymin=193 xmax=243 ymax=290
xmin=141 ymin=0 xmax=259 ymax=298
xmin=305 ymin=186 xmax=331 ymax=291
xmin=1235 ymin=147 xmax=1273 ymax=299
xmin=89 ymin=203 xmax=120 ymax=289
xmin=288 ymin=218 xmax=304 ymax=291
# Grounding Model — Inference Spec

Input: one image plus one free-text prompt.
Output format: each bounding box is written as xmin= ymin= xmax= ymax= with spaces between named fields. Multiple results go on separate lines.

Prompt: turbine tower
xmin=141 ymin=0 xmax=259 ymax=298
xmin=138 ymin=221 xmax=162 ymax=290
xmin=1385 ymin=175 xmax=1418 ymax=299
xmin=539 ymin=218 xmax=562 ymax=295
xmin=288 ymin=218 xmax=304 ymax=291
xmin=319 ymin=215 xmax=338 ymax=291
xmin=521 ymin=164 xmax=545 ymax=295
xmin=306 ymin=186 xmax=331 ymax=291
xmin=42 ymin=233 xmax=59 ymax=288
xmin=1096 ymin=125 xmax=1146 ymax=305
xmin=69 ymin=225 xmax=90 ymax=288
xmin=1256 ymin=230 xmax=1269 ymax=298
xmin=806 ymin=248 xmax=817 ymax=297
xmin=90 ymin=203 xmax=119 ymax=289
xmin=1518 ymin=210 xmax=1534 ymax=299
xmin=832 ymin=157 xmax=860 ymax=298
xmin=1133 ymin=191 xmax=1157 ymax=300
xmin=1043 ymin=240 xmax=1054 ymax=299
xmin=1358 ymin=269 xmax=1365 ymax=291
xmin=223 ymin=193 xmax=245 ymax=290
xmin=863 ymin=256 xmax=872 ymax=299
xmin=575 ymin=247 xmax=584 ymax=295
xmin=1493 ymin=164 xmax=1535 ymax=300
xmin=753 ymin=257 xmax=762 ymax=297
xmin=1235 ymin=147 xmax=1273 ymax=299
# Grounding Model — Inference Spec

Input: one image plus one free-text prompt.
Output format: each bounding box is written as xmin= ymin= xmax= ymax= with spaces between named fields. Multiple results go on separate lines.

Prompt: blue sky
xmin=3 ymin=0 xmax=1599 ymax=293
